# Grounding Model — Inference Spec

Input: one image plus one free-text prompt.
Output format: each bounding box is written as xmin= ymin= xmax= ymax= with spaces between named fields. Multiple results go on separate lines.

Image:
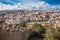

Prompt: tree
xmin=0 ymin=20 xmax=5 ymax=25
xmin=16 ymin=22 xmax=26 ymax=27
xmin=43 ymin=27 xmax=56 ymax=40
xmin=33 ymin=23 xmax=46 ymax=33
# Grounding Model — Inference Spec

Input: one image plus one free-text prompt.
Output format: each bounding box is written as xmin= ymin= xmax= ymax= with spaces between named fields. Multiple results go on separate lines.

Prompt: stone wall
xmin=0 ymin=25 xmax=31 ymax=40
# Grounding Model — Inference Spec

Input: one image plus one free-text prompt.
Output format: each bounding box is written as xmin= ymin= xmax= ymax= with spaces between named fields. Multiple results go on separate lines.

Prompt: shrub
xmin=54 ymin=28 xmax=60 ymax=40
xmin=16 ymin=22 xmax=26 ymax=27
xmin=33 ymin=23 xmax=46 ymax=33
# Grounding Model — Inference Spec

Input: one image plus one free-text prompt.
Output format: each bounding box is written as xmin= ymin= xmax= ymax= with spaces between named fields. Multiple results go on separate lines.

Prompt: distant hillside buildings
xmin=0 ymin=10 xmax=60 ymax=27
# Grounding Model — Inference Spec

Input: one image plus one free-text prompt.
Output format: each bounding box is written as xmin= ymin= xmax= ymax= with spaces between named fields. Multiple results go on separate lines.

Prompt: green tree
xmin=16 ymin=22 xmax=26 ymax=27
xmin=33 ymin=23 xmax=46 ymax=33
xmin=43 ymin=27 xmax=56 ymax=40
xmin=0 ymin=20 xmax=5 ymax=24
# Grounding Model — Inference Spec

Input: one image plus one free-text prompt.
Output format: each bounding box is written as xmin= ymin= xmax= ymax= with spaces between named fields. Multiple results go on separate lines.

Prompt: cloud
xmin=0 ymin=1 xmax=60 ymax=11
xmin=0 ymin=2 xmax=18 ymax=10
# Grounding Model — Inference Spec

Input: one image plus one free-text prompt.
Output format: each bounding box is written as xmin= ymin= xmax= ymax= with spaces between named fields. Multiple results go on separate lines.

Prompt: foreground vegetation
xmin=0 ymin=21 xmax=60 ymax=40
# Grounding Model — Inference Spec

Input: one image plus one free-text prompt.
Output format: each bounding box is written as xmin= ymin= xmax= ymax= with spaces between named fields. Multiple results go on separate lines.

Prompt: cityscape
xmin=0 ymin=0 xmax=60 ymax=40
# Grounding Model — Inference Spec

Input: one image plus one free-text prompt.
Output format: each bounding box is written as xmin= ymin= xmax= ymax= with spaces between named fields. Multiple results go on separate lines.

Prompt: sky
xmin=0 ymin=0 xmax=60 ymax=10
